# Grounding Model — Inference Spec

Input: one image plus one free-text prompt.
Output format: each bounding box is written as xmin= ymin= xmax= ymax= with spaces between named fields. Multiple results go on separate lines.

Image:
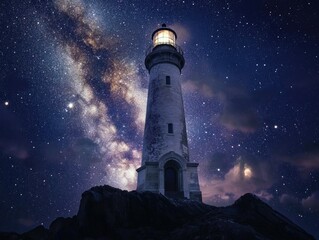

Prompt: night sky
xmin=1 ymin=0 xmax=319 ymax=238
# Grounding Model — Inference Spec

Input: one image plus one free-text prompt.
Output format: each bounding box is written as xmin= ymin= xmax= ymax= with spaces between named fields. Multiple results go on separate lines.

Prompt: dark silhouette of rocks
xmin=0 ymin=185 xmax=315 ymax=240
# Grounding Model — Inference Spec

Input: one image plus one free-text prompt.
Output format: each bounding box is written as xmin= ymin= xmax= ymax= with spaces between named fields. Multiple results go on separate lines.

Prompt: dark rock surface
xmin=0 ymin=185 xmax=315 ymax=240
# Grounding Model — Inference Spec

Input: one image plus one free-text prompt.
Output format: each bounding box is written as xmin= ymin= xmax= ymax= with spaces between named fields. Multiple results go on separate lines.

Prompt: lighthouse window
xmin=153 ymin=30 xmax=175 ymax=47
xmin=168 ymin=123 xmax=174 ymax=134
xmin=166 ymin=76 xmax=171 ymax=85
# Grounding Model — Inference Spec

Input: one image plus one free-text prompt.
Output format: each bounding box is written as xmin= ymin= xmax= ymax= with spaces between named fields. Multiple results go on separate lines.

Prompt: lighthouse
xmin=136 ymin=24 xmax=202 ymax=201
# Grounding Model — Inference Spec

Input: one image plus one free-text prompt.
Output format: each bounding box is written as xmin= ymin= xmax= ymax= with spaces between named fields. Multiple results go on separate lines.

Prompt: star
xmin=67 ymin=102 xmax=74 ymax=109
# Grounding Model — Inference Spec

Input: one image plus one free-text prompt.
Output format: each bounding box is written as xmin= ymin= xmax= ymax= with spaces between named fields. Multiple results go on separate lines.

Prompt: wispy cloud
xmin=219 ymin=87 xmax=259 ymax=133
xmin=279 ymin=193 xmax=299 ymax=205
xmin=280 ymin=144 xmax=319 ymax=171
xmin=302 ymin=191 xmax=319 ymax=212
xmin=201 ymin=155 xmax=275 ymax=205
xmin=183 ymin=76 xmax=259 ymax=133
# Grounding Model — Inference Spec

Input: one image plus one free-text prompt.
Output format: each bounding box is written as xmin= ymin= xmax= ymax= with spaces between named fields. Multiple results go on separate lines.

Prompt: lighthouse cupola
xmin=145 ymin=24 xmax=185 ymax=72
xmin=152 ymin=23 xmax=176 ymax=47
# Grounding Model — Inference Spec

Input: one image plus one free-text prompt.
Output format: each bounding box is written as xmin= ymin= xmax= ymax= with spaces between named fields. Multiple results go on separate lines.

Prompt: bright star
xmin=68 ymin=102 xmax=74 ymax=109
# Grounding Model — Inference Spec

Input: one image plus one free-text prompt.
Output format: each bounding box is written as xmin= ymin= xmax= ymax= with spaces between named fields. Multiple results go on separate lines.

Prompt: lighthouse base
xmin=136 ymin=152 xmax=202 ymax=202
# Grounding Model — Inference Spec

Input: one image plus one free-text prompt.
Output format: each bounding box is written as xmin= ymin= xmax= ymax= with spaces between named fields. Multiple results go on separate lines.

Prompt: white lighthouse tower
xmin=136 ymin=24 xmax=202 ymax=201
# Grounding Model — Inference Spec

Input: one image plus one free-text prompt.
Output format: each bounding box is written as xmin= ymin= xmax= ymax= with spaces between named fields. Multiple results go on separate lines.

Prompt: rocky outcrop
xmin=76 ymin=185 xmax=212 ymax=239
xmin=0 ymin=185 xmax=315 ymax=240
xmin=0 ymin=226 xmax=49 ymax=240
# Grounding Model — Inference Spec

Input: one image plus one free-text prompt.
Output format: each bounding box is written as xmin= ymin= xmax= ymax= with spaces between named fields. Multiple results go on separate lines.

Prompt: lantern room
xmin=152 ymin=24 xmax=177 ymax=47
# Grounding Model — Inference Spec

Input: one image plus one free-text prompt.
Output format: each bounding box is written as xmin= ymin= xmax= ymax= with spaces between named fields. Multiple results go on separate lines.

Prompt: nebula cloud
xmin=49 ymin=0 xmax=147 ymax=189
xmin=201 ymin=155 xmax=275 ymax=205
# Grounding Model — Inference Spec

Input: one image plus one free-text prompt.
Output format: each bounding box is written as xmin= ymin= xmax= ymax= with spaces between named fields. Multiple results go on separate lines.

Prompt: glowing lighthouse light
xmin=152 ymin=24 xmax=176 ymax=47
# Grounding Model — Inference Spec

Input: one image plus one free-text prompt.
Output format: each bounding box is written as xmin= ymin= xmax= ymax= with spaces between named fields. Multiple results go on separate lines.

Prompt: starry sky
xmin=1 ymin=0 xmax=319 ymax=238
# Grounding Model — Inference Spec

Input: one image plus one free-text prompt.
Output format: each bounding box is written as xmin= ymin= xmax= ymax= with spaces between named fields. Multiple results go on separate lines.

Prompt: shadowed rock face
xmin=0 ymin=185 xmax=315 ymax=240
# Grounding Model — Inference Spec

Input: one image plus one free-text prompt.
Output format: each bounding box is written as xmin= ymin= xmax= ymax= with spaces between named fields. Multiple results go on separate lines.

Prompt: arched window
xmin=168 ymin=123 xmax=173 ymax=134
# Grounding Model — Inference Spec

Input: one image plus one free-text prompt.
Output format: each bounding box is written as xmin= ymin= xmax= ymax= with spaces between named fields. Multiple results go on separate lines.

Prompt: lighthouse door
xmin=165 ymin=167 xmax=178 ymax=191
xmin=164 ymin=160 xmax=183 ymax=198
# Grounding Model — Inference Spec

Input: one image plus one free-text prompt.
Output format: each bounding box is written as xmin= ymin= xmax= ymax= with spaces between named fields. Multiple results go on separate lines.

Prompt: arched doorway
xmin=164 ymin=160 xmax=183 ymax=198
